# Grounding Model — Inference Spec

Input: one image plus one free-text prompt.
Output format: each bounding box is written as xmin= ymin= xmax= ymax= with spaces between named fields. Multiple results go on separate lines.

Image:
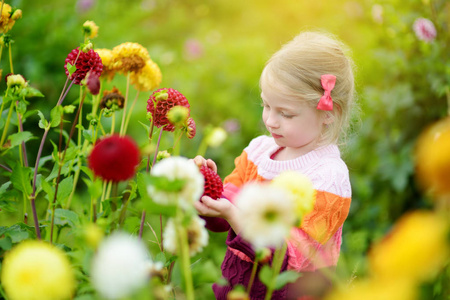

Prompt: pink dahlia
xmin=64 ymin=47 xmax=103 ymax=85
xmin=88 ymin=135 xmax=140 ymax=182
xmin=147 ymin=88 xmax=190 ymax=132
xmin=413 ymin=18 xmax=437 ymax=43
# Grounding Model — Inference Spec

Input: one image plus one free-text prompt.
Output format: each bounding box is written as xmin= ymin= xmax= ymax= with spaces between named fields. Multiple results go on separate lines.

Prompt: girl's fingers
xmin=206 ymin=159 xmax=218 ymax=173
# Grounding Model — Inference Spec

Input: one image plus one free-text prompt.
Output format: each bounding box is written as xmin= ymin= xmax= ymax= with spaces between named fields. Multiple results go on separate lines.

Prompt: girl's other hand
xmin=192 ymin=155 xmax=217 ymax=173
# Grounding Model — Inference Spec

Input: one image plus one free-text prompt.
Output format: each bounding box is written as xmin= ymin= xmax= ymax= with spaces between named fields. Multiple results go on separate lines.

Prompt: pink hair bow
xmin=317 ymin=74 xmax=336 ymax=111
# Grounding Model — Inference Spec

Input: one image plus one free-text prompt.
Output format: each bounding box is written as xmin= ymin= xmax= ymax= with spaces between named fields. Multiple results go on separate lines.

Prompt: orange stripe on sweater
xmin=301 ymin=191 xmax=351 ymax=244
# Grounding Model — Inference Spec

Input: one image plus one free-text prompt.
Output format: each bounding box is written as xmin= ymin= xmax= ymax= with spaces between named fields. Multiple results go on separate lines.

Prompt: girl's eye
xmin=281 ymin=112 xmax=294 ymax=119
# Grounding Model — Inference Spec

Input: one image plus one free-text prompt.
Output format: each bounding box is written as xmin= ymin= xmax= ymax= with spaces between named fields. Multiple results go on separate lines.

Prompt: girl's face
xmin=261 ymin=82 xmax=327 ymax=159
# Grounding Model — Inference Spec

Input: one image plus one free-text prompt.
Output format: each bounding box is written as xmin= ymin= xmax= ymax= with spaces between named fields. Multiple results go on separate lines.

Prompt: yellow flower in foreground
xmin=1 ymin=240 xmax=75 ymax=300
xmin=415 ymin=117 xmax=450 ymax=198
xmin=325 ymin=278 xmax=417 ymax=300
xmin=271 ymin=171 xmax=316 ymax=222
xmin=369 ymin=210 xmax=449 ymax=283
xmin=130 ymin=59 xmax=162 ymax=91
xmin=83 ymin=20 xmax=99 ymax=39
xmin=112 ymin=42 xmax=150 ymax=73
xmin=0 ymin=3 xmax=16 ymax=33
xmin=95 ymin=48 xmax=116 ymax=81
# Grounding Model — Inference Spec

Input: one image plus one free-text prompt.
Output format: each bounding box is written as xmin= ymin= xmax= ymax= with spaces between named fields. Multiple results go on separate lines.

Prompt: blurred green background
xmin=2 ymin=0 xmax=449 ymax=296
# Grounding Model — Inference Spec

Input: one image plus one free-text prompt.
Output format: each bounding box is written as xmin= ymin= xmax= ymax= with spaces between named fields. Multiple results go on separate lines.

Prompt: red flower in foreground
xmin=200 ymin=166 xmax=223 ymax=200
xmin=147 ymin=88 xmax=190 ymax=132
xmin=64 ymin=47 xmax=103 ymax=85
xmin=88 ymin=135 xmax=140 ymax=182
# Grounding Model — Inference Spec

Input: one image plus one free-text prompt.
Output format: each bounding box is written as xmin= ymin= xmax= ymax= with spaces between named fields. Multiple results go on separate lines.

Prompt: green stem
xmin=446 ymin=86 xmax=449 ymax=116
xmin=196 ymin=137 xmax=208 ymax=157
xmin=100 ymin=180 xmax=107 ymax=213
xmin=264 ymin=243 xmax=288 ymax=300
xmin=0 ymin=101 xmax=15 ymax=147
xmin=172 ymin=129 xmax=184 ymax=156
xmin=111 ymin=113 xmax=115 ymax=135
xmin=119 ymin=72 xmax=131 ymax=136
xmin=9 ymin=43 xmax=13 ymax=73
xmin=247 ymin=259 xmax=259 ymax=294
xmin=176 ymin=212 xmax=194 ymax=300
xmin=123 ymin=91 xmax=140 ymax=136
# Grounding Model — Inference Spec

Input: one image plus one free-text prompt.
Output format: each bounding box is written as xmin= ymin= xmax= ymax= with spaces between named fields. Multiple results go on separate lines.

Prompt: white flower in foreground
xmin=91 ymin=232 xmax=150 ymax=299
xmin=271 ymin=171 xmax=316 ymax=223
xmin=163 ymin=216 xmax=209 ymax=256
xmin=147 ymin=156 xmax=204 ymax=209
xmin=236 ymin=183 xmax=297 ymax=249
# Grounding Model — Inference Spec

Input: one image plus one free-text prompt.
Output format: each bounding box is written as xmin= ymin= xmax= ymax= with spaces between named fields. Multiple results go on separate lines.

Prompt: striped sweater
xmin=207 ymin=135 xmax=352 ymax=299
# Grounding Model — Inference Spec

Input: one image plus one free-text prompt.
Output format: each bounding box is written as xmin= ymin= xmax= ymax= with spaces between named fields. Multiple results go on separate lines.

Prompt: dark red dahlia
xmin=199 ymin=166 xmax=223 ymax=200
xmin=64 ymin=47 xmax=103 ymax=85
xmin=88 ymin=135 xmax=140 ymax=182
xmin=146 ymin=88 xmax=190 ymax=132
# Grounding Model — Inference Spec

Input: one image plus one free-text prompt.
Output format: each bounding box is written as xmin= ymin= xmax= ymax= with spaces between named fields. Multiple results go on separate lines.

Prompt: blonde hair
xmin=260 ymin=31 xmax=356 ymax=145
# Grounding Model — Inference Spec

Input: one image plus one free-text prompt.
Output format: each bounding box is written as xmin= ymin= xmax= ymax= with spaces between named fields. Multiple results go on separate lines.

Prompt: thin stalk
xmin=8 ymin=43 xmax=13 ymax=73
xmin=176 ymin=212 xmax=194 ymax=300
xmin=172 ymin=129 xmax=184 ymax=156
xmin=264 ymin=243 xmax=288 ymax=300
xmin=119 ymin=72 xmax=131 ymax=136
xmin=446 ymin=86 xmax=449 ymax=116
xmin=111 ymin=113 xmax=115 ymax=135
xmin=138 ymin=211 xmax=146 ymax=239
xmin=15 ymin=101 xmax=28 ymax=167
xmin=196 ymin=137 xmax=208 ymax=157
xmin=0 ymin=163 xmax=12 ymax=172
xmin=146 ymin=121 xmax=155 ymax=172
xmin=50 ymin=91 xmax=87 ymax=243
xmin=151 ymin=128 xmax=164 ymax=168
xmin=0 ymin=101 xmax=15 ymax=147
xmin=30 ymin=127 xmax=51 ymax=240
xmin=247 ymin=259 xmax=259 ymax=294
xmin=123 ymin=91 xmax=140 ymax=135
xmin=100 ymin=180 xmax=107 ymax=213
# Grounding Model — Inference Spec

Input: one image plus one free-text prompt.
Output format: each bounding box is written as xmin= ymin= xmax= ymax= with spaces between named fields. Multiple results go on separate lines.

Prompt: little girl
xmin=194 ymin=31 xmax=355 ymax=299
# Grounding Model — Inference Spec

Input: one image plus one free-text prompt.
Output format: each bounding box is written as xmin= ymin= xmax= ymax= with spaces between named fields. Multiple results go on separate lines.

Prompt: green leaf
xmin=0 ymin=181 xmax=12 ymax=197
xmin=16 ymin=100 xmax=27 ymax=115
xmin=7 ymin=131 xmax=34 ymax=148
xmin=24 ymin=86 xmax=45 ymax=98
xmin=3 ymin=223 xmax=36 ymax=243
xmin=41 ymin=178 xmax=55 ymax=203
xmin=53 ymin=208 xmax=80 ymax=227
xmin=123 ymin=216 xmax=141 ymax=234
xmin=155 ymin=252 xmax=167 ymax=264
xmin=56 ymin=176 xmax=74 ymax=207
xmin=50 ymin=105 xmax=63 ymax=128
xmin=0 ymin=236 xmax=12 ymax=250
xmin=10 ymin=166 xmax=32 ymax=195
xmin=274 ymin=270 xmax=302 ymax=290
xmin=37 ymin=110 xmax=49 ymax=129
xmin=258 ymin=265 xmax=273 ymax=287
xmin=67 ymin=62 xmax=77 ymax=77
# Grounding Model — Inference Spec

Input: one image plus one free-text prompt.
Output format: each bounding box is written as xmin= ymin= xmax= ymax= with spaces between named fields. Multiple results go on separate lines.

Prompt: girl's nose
xmin=265 ymin=112 xmax=279 ymax=129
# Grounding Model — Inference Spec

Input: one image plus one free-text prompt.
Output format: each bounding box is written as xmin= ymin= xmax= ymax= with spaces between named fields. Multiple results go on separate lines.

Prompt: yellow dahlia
xmin=415 ymin=117 xmax=450 ymax=198
xmin=83 ymin=20 xmax=99 ymax=39
xmin=1 ymin=240 xmax=75 ymax=300
xmin=325 ymin=278 xmax=417 ymax=300
xmin=271 ymin=171 xmax=316 ymax=222
xmin=111 ymin=42 xmax=150 ymax=74
xmin=369 ymin=210 xmax=449 ymax=283
xmin=0 ymin=3 xmax=15 ymax=33
xmin=130 ymin=59 xmax=162 ymax=91
xmin=95 ymin=48 xmax=116 ymax=81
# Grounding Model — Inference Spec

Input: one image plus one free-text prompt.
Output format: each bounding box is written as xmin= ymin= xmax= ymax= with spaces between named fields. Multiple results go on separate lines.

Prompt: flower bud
xmin=256 ymin=247 xmax=272 ymax=264
xmin=206 ymin=127 xmax=227 ymax=148
xmin=167 ymin=105 xmax=189 ymax=127
xmin=11 ymin=9 xmax=22 ymax=21
xmin=84 ymin=223 xmax=104 ymax=249
xmin=156 ymin=150 xmax=171 ymax=163
xmin=83 ymin=20 xmax=99 ymax=39
xmin=86 ymin=71 xmax=100 ymax=95
xmin=6 ymin=74 xmax=27 ymax=92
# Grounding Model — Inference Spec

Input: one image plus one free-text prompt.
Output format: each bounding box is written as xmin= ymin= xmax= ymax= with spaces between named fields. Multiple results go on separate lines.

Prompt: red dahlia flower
xmin=64 ymin=47 xmax=103 ymax=85
xmin=147 ymin=88 xmax=190 ymax=132
xmin=88 ymin=135 xmax=140 ymax=182
xmin=200 ymin=166 xmax=223 ymax=200
xmin=199 ymin=166 xmax=228 ymax=232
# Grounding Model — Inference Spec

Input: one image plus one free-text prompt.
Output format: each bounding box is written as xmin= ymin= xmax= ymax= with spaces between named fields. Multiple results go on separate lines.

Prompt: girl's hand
xmin=195 ymin=196 xmax=242 ymax=234
xmin=192 ymin=155 xmax=217 ymax=173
